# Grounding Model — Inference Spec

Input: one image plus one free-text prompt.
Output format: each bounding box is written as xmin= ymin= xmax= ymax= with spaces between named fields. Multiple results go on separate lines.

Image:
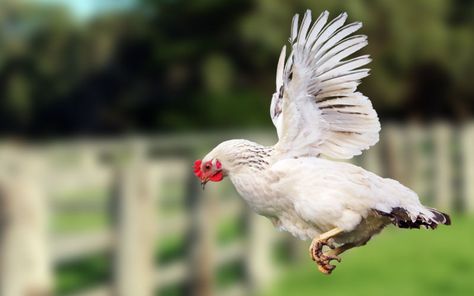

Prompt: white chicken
xmin=193 ymin=9 xmax=450 ymax=274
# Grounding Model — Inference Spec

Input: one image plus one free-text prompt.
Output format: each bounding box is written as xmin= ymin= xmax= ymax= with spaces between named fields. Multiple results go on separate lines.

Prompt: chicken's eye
xmin=204 ymin=163 xmax=211 ymax=170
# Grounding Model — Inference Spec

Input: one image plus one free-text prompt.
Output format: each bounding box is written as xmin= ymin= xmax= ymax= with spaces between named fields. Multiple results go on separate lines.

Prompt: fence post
xmin=110 ymin=144 xmax=157 ymax=296
xmin=247 ymin=214 xmax=275 ymax=294
xmin=433 ymin=123 xmax=453 ymax=211
xmin=461 ymin=123 xmax=474 ymax=213
xmin=407 ymin=125 xmax=431 ymax=202
xmin=362 ymin=139 xmax=382 ymax=176
xmin=383 ymin=124 xmax=408 ymax=183
xmin=0 ymin=150 xmax=52 ymax=296
xmin=191 ymin=181 xmax=218 ymax=296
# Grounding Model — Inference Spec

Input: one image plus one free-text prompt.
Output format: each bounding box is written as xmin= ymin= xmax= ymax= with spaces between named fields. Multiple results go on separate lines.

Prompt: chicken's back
xmin=268 ymin=157 xmax=443 ymax=242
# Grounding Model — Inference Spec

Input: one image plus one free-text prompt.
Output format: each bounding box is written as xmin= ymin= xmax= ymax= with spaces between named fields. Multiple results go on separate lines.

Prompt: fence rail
xmin=1 ymin=122 xmax=473 ymax=296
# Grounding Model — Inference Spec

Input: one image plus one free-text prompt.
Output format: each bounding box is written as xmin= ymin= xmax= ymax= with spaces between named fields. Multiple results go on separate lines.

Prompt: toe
xmin=327 ymin=255 xmax=341 ymax=263
xmin=317 ymin=265 xmax=331 ymax=275
xmin=326 ymin=238 xmax=337 ymax=249
xmin=310 ymin=246 xmax=318 ymax=261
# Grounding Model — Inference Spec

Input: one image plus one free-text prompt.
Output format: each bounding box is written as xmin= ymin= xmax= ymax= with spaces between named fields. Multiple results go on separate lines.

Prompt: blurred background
xmin=0 ymin=0 xmax=473 ymax=295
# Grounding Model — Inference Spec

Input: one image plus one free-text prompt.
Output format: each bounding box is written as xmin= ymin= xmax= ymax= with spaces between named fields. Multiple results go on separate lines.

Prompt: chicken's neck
xmin=225 ymin=141 xmax=276 ymax=216
xmin=226 ymin=141 xmax=274 ymax=173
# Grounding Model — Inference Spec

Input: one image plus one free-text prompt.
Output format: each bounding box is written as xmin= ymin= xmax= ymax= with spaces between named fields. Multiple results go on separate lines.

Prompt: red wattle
xmin=209 ymin=171 xmax=223 ymax=182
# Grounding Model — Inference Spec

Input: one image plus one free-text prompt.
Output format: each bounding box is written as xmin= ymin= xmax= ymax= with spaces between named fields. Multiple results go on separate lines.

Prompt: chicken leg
xmin=309 ymin=227 xmax=343 ymax=274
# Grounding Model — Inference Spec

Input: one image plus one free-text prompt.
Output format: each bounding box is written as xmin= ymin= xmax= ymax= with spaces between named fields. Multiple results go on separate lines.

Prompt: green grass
xmin=53 ymin=211 xmax=108 ymax=233
xmin=52 ymin=188 xmax=109 ymax=233
xmin=156 ymin=234 xmax=187 ymax=265
xmin=264 ymin=216 xmax=474 ymax=296
xmin=55 ymin=253 xmax=111 ymax=295
xmin=217 ymin=216 xmax=245 ymax=245
xmin=216 ymin=260 xmax=246 ymax=288
xmin=52 ymin=188 xmax=108 ymax=202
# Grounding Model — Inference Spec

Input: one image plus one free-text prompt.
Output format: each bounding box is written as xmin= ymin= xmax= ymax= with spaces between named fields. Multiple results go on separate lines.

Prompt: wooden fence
xmin=0 ymin=122 xmax=473 ymax=296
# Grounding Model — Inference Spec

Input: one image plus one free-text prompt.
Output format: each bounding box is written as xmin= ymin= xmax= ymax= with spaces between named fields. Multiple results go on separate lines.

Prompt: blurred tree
xmin=0 ymin=0 xmax=473 ymax=137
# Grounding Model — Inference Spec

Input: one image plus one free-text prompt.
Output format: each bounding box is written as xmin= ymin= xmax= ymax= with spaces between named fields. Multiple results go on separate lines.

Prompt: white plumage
xmin=271 ymin=10 xmax=379 ymax=160
xmin=194 ymin=10 xmax=450 ymax=274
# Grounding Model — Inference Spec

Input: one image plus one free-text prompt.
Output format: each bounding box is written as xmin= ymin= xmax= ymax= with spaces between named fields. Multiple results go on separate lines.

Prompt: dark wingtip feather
xmin=445 ymin=213 xmax=452 ymax=225
xmin=376 ymin=207 xmax=451 ymax=230
xmin=429 ymin=208 xmax=451 ymax=225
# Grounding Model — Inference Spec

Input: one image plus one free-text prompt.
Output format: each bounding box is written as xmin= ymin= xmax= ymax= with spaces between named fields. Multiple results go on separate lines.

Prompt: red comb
xmin=193 ymin=160 xmax=203 ymax=178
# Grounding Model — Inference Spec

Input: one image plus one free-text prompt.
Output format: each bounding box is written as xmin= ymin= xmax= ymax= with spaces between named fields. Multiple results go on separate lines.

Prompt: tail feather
xmin=428 ymin=207 xmax=451 ymax=225
xmin=376 ymin=207 xmax=451 ymax=229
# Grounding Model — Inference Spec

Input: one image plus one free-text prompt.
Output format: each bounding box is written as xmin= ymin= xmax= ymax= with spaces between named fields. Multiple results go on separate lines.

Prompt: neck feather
xmin=226 ymin=140 xmax=273 ymax=172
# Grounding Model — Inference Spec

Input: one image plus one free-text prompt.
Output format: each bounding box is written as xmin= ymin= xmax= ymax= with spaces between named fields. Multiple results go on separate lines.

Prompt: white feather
xmin=318 ymin=56 xmax=371 ymax=79
xmin=305 ymin=10 xmax=329 ymax=47
xmin=270 ymin=10 xmax=379 ymax=159
xmin=314 ymin=35 xmax=367 ymax=68
xmin=316 ymin=40 xmax=368 ymax=71
xmin=275 ymin=46 xmax=286 ymax=90
xmin=311 ymin=12 xmax=347 ymax=52
xmin=297 ymin=10 xmax=312 ymax=46
xmin=313 ymin=22 xmax=363 ymax=61
xmin=290 ymin=14 xmax=299 ymax=43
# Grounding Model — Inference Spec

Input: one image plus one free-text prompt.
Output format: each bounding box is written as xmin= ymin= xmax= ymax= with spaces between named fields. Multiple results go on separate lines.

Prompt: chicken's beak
xmin=201 ymin=178 xmax=209 ymax=190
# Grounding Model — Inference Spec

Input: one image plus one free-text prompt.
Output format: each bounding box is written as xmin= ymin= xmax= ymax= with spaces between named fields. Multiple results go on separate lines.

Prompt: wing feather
xmin=318 ymin=56 xmax=371 ymax=79
xmin=290 ymin=14 xmax=299 ymax=43
xmin=306 ymin=10 xmax=329 ymax=47
xmin=275 ymin=46 xmax=287 ymax=92
xmin=297 ymin=10 xmax=312 ymax=46
xmin=315 ymin=35 xmax=367 ymax=68
xmin=317 ymin=40 xmax=368 ymax=72
xmin=270 ymin=10 xmax=380 ymax=159
xmin=311 ymin=12 xmax=348 ymax=52
xmin=314 ymin=22 xmax=363 ymax=61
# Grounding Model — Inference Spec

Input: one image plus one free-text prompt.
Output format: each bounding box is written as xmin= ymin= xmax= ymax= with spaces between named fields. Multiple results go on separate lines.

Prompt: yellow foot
xmin=308 ymin=228 xmax=343 ymax=275
xmin=309 ymin=239 xmax=341 ymax=274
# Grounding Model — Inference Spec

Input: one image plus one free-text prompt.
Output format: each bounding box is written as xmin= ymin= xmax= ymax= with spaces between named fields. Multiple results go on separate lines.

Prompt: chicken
xmin=193 ymin=10 xmax=451 ymax=274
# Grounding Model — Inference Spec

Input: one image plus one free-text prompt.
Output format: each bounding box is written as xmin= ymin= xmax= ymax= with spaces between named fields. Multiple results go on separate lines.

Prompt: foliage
xmin=0 ymin=0 xmax=473 ymax=136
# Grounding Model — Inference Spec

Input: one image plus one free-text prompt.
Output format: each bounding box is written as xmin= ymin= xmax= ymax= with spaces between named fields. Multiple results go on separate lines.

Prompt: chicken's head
xmin=194 ymin=139 xmax=250 ymax=189
xmin=193 ymin=158 xmax=224 ymax=189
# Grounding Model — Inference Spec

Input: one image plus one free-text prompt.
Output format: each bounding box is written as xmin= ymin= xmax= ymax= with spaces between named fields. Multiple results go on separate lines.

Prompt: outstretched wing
xmin=270 ymin=10 xmax=380 ymax=159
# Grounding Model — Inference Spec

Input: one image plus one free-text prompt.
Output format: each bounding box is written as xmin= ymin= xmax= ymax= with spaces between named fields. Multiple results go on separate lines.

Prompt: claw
xmin=318 ymin=265 xmax=331 ymax=274
xmin=318 ymin=261 xmax=336 ymax=275
xmin=309 ymin=238 xmax=341 ymax=274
